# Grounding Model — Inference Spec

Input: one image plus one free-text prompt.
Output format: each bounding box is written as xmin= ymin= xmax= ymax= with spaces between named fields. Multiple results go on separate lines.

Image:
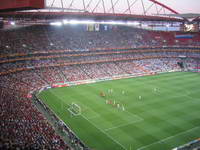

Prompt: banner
xmin=87 ymin=24 xmax=94 ymax=31
xmin=175 ymin=34 xmax=194 ymax=39
xmin=104 ymin=25 xmax=108 ymax=31
xmin=95 ymin=24 xmax=100 ymax=31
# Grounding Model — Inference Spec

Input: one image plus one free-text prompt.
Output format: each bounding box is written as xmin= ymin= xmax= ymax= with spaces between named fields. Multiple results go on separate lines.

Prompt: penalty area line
xmin=124 ymin=110 xmax=144 ymax=121
xmin=81 ymin=114 xmax=127 ymax=150
xmin=51 ymin=91 xmax=127 ymax=149
xmin=105 ymin=118 xmax=143 ymax=131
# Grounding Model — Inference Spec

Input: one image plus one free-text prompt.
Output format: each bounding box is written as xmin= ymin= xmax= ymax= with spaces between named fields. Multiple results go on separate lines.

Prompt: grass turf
xmin=38 ymin=72 xmax=200 ymax=150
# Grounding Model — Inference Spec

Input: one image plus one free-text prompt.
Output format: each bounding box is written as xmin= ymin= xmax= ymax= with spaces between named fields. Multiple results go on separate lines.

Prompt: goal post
xmin=68 ymin=103 xmax=81 ymax=116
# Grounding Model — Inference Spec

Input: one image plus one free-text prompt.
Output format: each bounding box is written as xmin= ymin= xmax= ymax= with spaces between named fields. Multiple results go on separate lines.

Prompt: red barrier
xmin=52 ymin=84 xmax=70 ymax=88
xmin=0 ymin=0 xmax=44 ymax=11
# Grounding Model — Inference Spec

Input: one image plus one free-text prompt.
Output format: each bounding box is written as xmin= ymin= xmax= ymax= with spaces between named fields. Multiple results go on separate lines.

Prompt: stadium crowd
xmin=0 ymin=25 xmax=200 ymax=55
xmin=1 ymin=25 xmax=200 ymax=149
xmin=0 ymin=86 xmax=70 ymax=150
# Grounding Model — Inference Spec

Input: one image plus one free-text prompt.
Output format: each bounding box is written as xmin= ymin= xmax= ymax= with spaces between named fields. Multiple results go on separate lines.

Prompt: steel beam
xmin=108 ymin=0 xmax=120 ymax=13
xmin=110 ymin=0 xmax=115 ymax=13
xmin=85 ymin=0 xmax=93 ymax=12
xmin=92 ymin=0 xmax=101 ymax=13
xmin=102 ymin=0 xmax=106 ymax=13
xmin=68 ymin=0 xmax=75 ymax=9
xmin=149 ymin=0 xmax=179 ymax=14
xmin=123 ymin=0 xmax=138 ymax=14
xmin=141 ymin=0 xmax=146 ymax=15
xmin=82 ymin=0 xmax=86 ymax=11
xmin=126 ymin=0 xmax=131 ymax=14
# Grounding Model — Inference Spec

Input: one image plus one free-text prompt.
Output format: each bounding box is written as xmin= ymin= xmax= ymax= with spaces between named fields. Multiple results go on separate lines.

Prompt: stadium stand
xmin=1 ymin=25 xmax=200 ymax=149
xmin=1 ymin=25 xmax=200 ymax=54
xmin=0 ymin=86 xmax=70 ymax=150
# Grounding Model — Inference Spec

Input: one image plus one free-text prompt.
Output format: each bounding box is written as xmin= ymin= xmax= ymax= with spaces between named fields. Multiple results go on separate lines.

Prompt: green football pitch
xmin=38 ymin=72 xmax=200 ymax=150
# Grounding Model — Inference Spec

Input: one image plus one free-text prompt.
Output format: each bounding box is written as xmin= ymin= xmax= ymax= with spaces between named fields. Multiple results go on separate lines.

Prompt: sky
xmin=158 ymin=0 xmax=200 ymax=14
xmin=46 ymin=0 xmax=200 ymax=14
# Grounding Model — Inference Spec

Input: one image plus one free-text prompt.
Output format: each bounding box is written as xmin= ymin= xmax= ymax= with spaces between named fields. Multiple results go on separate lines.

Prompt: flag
xmin=95 ymin=24 xmax=100 ymax=31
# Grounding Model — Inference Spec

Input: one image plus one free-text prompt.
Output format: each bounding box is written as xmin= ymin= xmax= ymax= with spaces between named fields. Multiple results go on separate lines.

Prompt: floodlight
xmin=50 ymin=22 xmax=62 ymax=26
xmin=63 ymin=20 xmax=96 ymax=25
xmin=63 ymin=20 xmax=69 ymax=24
xmin=10 ymin=21 xmax=15 ymax=25
xmin=69 ymin=20 xmax=79 ymax=24
xmin=127 ymin=21 xmax=140 ymax=26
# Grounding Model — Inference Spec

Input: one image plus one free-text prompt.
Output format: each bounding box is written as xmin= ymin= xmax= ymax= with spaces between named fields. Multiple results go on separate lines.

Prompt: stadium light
xmin=79 ymin=20 xmax=96 ymax=24
xmin=63 ymin=20 xmax=69 ymax=24
xmin=69 ymin=20 xmax=79 ymax=24
xmin=112 ymin=21 xmax=125 ymax=25
xmin=50 ymin=22 xmax=63 ymax=26
xmin=22 ymin=44 xmax=27 ymax=47
xmin=63 ymin=20 xmax=96 ymax=25
xmin=104 ymin=21 xmax=115 ymax=25
xmin=6 ymin=45 xmax=10 ymax=48
xmin=99 ymin=21 xmax=125 ymax=25
xmin=105 ymin=21 xmax=123 ymax=25
xmin=62 ymin=20 xmax=141 ymax=26
xmin=10 ymin=21 xmax=15 ymax=25
xmin=63 ymin=20 xmax=127 ymax=25
xmin=127 ymin=21 xmax=140 ymax=26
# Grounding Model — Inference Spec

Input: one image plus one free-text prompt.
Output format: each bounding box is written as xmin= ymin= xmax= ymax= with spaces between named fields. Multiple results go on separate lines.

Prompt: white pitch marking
xmin=104 ymin=118 xmax=143 ymax=131
xmin=137 ymin=126 xmax=200 ymax=150
xmin=124 ymin=110 xmax=144 ymax=121
xmin=81 ymin=114 xmax=127 ymax=150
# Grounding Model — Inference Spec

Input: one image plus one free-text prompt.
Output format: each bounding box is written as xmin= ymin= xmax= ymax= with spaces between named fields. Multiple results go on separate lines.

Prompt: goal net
xmin=68 ymin=103 xmax=81 ymax=116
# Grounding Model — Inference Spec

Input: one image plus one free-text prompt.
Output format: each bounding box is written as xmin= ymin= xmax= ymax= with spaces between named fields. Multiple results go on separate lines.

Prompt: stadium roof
xmin=163 ymin=13 xmax=200 ymax=22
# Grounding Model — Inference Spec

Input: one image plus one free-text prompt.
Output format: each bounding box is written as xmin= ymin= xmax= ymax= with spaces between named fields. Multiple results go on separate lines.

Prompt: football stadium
xmin=0 ymin=0 xmax=200 ymax=150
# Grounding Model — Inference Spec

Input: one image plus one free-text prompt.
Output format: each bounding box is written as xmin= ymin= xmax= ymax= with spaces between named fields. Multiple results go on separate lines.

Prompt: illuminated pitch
xmin=39 ymin=72 xmax=200 ymax=150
